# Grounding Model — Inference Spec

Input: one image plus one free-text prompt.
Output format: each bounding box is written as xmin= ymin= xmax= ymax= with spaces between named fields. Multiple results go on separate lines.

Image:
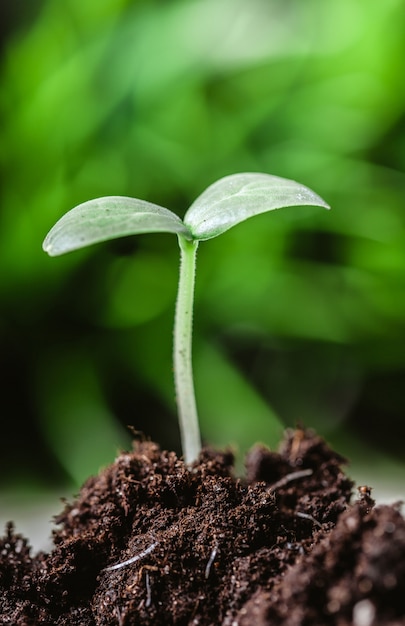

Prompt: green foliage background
xmin=1 ymin=0 xmax=404 ymax=490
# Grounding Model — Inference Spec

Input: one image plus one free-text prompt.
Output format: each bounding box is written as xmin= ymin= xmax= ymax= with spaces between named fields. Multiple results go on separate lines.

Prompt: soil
xmin=1 ymin=427 xmax=404 ymax=625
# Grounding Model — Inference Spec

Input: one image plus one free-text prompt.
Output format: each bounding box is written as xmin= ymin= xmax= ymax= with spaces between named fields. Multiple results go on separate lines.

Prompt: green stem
xmin=174 ymin=235 xmax=201 ymax=464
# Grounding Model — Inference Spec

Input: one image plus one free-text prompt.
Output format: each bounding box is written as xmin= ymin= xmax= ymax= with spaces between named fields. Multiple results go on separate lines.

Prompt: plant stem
xmin=174 ymin=235 xmax=201 ymax=464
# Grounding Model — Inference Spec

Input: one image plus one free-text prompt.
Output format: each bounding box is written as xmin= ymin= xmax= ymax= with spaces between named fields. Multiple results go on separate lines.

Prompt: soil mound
xmin=1 ymin=428 xmax=404 ymax=625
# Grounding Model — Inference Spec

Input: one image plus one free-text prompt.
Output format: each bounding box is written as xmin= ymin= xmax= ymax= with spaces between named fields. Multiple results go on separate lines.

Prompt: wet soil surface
xmin=1 ymin=428 xmax=404 ymax=625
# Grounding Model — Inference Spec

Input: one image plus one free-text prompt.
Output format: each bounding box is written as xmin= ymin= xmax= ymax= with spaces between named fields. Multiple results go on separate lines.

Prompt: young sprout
xmin=43 ymin=172 xmax=330 ymax=464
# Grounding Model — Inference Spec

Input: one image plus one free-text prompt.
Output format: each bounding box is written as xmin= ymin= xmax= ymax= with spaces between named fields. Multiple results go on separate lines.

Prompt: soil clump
xmin=1 ymin=428 xmax=404 ymax=625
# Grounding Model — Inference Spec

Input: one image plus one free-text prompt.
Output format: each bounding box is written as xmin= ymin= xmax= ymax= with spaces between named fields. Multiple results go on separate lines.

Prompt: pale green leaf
xmin=184 ymin=172 xmax=330 ymax=241
xmin=43 ymin=196 xmax=190 ymax=256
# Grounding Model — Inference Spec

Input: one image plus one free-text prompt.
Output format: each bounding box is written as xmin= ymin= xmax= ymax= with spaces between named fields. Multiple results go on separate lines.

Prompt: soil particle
xmin=1 ymin=428 xmax=404 ymax=625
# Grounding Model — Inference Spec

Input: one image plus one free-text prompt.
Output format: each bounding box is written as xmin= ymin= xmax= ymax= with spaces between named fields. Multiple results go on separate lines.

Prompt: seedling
xmin=43 ymin=172 xmax=329 ymax=464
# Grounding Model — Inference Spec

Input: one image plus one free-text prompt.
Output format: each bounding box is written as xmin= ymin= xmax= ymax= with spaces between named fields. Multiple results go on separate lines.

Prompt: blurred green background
xmin=1 ymin=0 xmax=405 ymax=499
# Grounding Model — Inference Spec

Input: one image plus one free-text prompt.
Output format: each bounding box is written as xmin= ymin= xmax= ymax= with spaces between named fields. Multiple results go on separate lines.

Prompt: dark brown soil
xmin=1 ymin=428 xmax=404 ymax=625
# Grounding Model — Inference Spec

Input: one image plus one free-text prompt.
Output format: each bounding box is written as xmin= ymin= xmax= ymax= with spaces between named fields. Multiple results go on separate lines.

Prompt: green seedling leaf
xmin=42 ymin=196 xmax=190 ymax=256
xmin=184 ymin=172 xmax=330 ymax=241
